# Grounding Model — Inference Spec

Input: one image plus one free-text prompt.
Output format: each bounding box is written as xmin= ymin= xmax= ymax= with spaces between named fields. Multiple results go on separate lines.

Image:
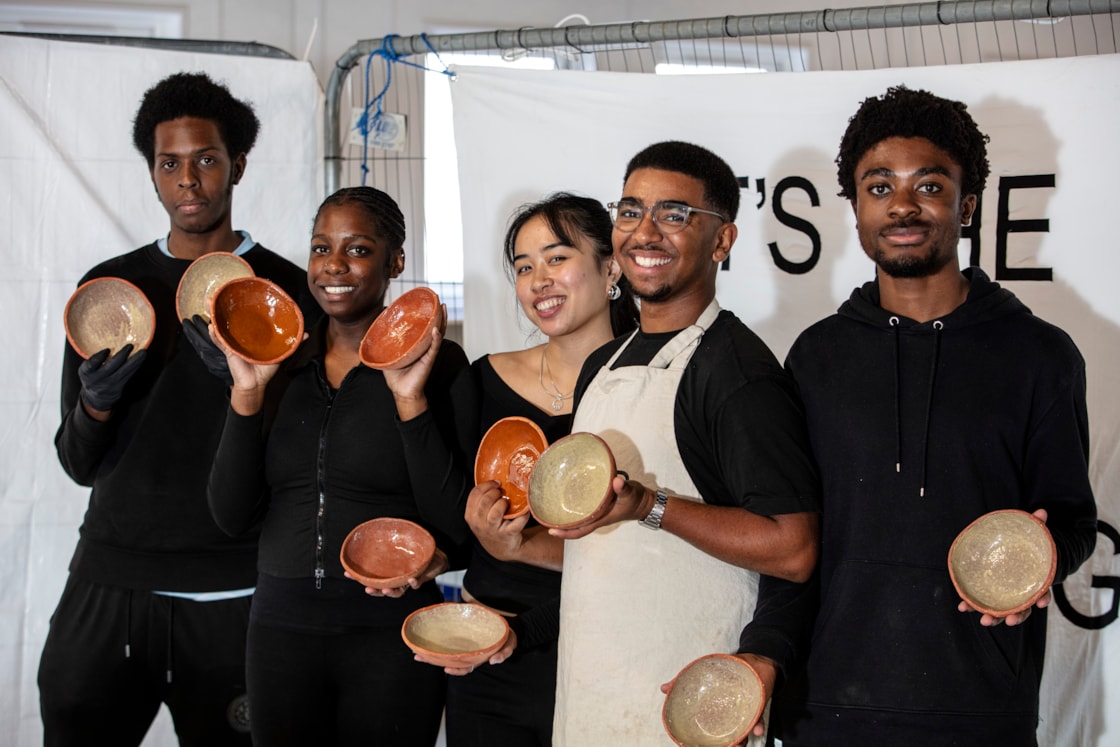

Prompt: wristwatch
xmin=639 ymin=488 xmax=669 ymax=530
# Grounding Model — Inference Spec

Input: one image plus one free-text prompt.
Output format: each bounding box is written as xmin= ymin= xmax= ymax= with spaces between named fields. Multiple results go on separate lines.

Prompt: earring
xmin=607 ymin=283 xmax=621 ymax=301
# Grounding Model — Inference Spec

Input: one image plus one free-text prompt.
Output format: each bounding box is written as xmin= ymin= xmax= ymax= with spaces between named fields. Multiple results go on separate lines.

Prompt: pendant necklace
xmin=539 ymin=346 xmax=574 ymax=412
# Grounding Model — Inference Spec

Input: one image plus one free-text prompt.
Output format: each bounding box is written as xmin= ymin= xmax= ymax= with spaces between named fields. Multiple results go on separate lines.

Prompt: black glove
xmin=78 ymin=345 xmax=147 ymax=412
xmin=183 ymin=314 xmax=233 ymax=386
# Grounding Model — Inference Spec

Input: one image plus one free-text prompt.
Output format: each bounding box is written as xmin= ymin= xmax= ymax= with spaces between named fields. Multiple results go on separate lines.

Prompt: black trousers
xmin=38 ymin=577 xmax=252 ymax=747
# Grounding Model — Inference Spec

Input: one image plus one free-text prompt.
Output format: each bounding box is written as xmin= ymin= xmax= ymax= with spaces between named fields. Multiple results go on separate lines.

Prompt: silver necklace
xmin=539 ymin=346 xmax=573 ymax=412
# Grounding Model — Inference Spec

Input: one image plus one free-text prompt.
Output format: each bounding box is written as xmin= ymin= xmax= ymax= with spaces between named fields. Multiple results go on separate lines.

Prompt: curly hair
xmin=314 ymin=186 xmax=406 ymax=250
xmin=131 ymin=72 xmax=260 ymax=168
xmin=623 ymin=141 xmax=740 ymax=222
xmin=503 ymin=192 xmax=638 ymax=337
xmin=835 ymin=85 xmax=990 ymax=200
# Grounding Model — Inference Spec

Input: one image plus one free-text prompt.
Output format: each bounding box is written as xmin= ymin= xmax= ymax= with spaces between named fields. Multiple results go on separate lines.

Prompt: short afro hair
xmin=835 ymin=85 xmax=990 ymax=200
xmin=624 ymin=140 xmax=740 ymax=222
xmin=131 ymin=72 xmax=260 ymax=168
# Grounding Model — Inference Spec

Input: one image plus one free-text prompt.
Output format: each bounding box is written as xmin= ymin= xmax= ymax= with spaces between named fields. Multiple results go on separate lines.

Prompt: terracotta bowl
xmin=209 ymin=276 xmax=304 ymax=365
xmin=340 ymin=517 xmax=436 ymax=589
xmin=948 ymin=508 xmax=1057 ymax=617
xmin=475 ymin=416 xmax=549 ymax=519
xmin=527 ymin=432 xmax=616 ymax=529
xmin=662 ymin=654 xmax=766 ymax=747
xmin=401 ymin=602 xmax=511 ymax=669
xmin=359 ymin=286 xmax=442 ymax=370
xmin=64 ymin=277 xmax=156 ymax=359
xmin=175 ymin=251 xmax=254 ymax=322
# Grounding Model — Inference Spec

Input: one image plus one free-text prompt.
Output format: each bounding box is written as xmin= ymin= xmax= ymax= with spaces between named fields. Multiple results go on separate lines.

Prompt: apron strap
xmin=652 ymin=298 xmax=722 ymax=370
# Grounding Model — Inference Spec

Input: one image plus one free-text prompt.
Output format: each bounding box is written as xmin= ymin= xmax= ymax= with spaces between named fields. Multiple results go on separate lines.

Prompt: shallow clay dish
xmin=210 ymin=276 xmax=304 ymax=365
xmin=662 ymin=654 xmax=765 ymax=747
xmin=64 ymin=277 xmax=156 ymax=359
xmin=948 ymin=508 xmax=1056 ymax=617
xmin=340 ymin=517 xmax=436 ymax=589
xmin=475 ymin=416 xmax=549 ymax=519
xmin=359 ymin=286 xmax=442 ymax=370
xmin=527 ymin=432 xmax=615 ymax=529
xmin=176 ymin=251 xmax=254 ymax=322
xmin=402 ymin=602 xmax=511 ymax=669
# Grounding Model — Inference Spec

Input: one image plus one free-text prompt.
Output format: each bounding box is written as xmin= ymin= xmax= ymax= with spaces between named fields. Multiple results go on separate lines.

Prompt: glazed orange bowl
xmin=475 ymin=416 xmax=549 ymax=519
xmin=527 ymin=432 xmax=615 ymax=529
xmin=662 ymin=654 xmax=766 ymax=747
xmin=64 ymin=277 xmax=155 ymax=359
xmin=210 ymin=276 xmax=303 ymax=365
xmin=948 ymin=508 xmax=1056 ymax=617
xmin=176 ymin=251 xmax=254 ymax=323
xmin=359 ymin=286 xmax=442 ymax=370
xmin=340 ymin=517 xmax=436 ymax=589
xmin=402 ymin=602 xmax=510 ymax=669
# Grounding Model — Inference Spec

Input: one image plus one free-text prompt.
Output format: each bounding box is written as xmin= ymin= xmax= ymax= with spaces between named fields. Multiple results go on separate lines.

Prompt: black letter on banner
xmin=767 ymin=176 xmax=821 ymax=275
xmin=1053 ymin=520 xmax=1120 ymax=630
xmin=964 ymin=192 xmax=983 ymax=267
xmin=995 ymin=175 xmax=1054 ymax=282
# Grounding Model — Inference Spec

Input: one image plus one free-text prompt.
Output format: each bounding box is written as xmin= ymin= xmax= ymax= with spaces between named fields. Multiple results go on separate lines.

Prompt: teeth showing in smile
xmin=323 ymin=286 xmax=356 ymax=295
xmin=536 ymin=297 xmax=564 ymax=312
xmin=633 ymin=255 xmax=671 ymax=268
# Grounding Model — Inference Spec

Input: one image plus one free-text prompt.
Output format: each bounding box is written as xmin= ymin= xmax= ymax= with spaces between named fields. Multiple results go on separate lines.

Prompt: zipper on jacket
xmin=314 ymin=393 xmax=334 ymax=589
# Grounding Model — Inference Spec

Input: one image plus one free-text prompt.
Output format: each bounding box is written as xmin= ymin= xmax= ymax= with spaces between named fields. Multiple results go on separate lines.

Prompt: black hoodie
xmin=759 ymin=268 xmax=1097 ymax=745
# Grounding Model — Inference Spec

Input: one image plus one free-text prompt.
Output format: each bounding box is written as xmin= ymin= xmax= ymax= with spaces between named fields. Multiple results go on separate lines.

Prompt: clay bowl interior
xmin=948 ymin=508 xmax=1057 ymax=617
xmin=527 ymin=432 xmax=615 ymax=529
xmin=176 ymin=251 xmax=254 ymax=323
xmin=359 ymin=286 xmax=441 ymax=370
xmin=663 ymin=654 xmax=765 ymax=747
xmin=401 ymin=602 xmax=511 ymax=669
xmin=475 ymin=416 xmax=549 ymax=519
xmin=210 ymin=276 xmax=304 ymax=365
xmin=340 ymin=517 xmax=436 ymax=589
xmin=64 ymin=277 xmax=156 ymax=359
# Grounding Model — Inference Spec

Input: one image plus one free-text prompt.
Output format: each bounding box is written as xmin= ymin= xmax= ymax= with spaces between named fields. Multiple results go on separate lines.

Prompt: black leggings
xmin=246 ymin=620 xmax=446 ymax=747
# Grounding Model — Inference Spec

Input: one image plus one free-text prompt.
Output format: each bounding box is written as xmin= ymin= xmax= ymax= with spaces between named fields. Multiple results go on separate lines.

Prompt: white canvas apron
xmin=554 ymin=300 xmax=761 ymax=746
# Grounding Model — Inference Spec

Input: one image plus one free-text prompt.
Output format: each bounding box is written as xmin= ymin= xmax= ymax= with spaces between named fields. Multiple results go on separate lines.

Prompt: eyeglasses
xmin=607 ymin=199 xmax=728 ymax=234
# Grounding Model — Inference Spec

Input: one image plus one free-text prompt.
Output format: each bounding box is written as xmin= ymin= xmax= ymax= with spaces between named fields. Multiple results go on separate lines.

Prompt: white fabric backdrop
xmin=0 ymin=36 xmax=323 ymax=746
xmin=450 ymin=55 xmax=1120 ymax=746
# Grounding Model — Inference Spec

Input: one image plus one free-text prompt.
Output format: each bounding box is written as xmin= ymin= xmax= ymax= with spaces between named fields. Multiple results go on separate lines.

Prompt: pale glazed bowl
xmin=64 ymin=277 xmax=156 ymax=359
xmin=475 ymin=416 xmax=549 ymax=519
xmin=663 ymin=654 xmax=766 ymax=747
xmin=176 ymin=251 xmax=254 ymax=322
xmin=359 ymin=286 xmax=442 ymax=370
xmin=948 ymin=508 xmax=1057 ymax=617
xmin=340 ymin=517 xmax=436 ymax=589
xmin=210 ymin=276 xmax=304 ymax=366
xmin=527 ymin=432 xmax=615 ymax=529
xmin=402 ymin=602 xmax=511 ymax=669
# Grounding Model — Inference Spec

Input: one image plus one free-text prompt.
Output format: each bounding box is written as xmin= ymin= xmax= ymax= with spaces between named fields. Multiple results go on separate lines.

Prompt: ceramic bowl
xmin=359 ymin=286 xmax=442 ymax=370
xmin=175 ymin=251 xmax=254 ymax=323
xmin=64 ymin=277 xmax=156 ymax=359
xmin=948 ymin=508 xmax=1057 ymax=617
xmin=401 ymin=602 xmax=511 ymax=669
xmin=475 ymin=416 xmax=549 ymax=519
xmin=662 ymin=654 xmax=766 ymax=747
xmin=209 ymin=276 xmax=304 ymax=365
xmin=527 ymin=432 xmax=616 ymax=529
xmin=340 ymin=517 xmax=437 ymax=589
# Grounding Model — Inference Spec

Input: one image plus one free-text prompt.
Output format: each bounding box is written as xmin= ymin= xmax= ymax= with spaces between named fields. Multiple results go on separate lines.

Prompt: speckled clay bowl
xmin=402 ymin=602 xmax=511 ymax=669
xmin=475 ymin=416 xmax=549 ymax=519
xmin=176 ymin=251 xmax=254 ymax=322
xmin=948 ymin=508 xmax=1056 ymax=617
xmin=64 ymin=277 xmax=155 ymax=359
xmin=662 ymin=654 xmax=765 ymax=747
xmin=359 ymin=287 xmax=442 ymax=370
xmin=340 ymin=517 xmax=436 ymax=589
xmin=209 ymin=276 xmax=303 ymax=366
xmin=527 ymin=432 xmax=615 ymax=529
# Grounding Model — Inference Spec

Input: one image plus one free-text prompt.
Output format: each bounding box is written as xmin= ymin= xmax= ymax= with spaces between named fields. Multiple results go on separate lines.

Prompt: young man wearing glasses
xmin=548 ymin=140 xmax=821 ymax=745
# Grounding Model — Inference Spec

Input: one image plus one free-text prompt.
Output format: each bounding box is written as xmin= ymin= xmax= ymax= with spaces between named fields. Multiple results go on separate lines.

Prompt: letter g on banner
xmin=1053 ymin=520 xmax=1120 ymax=630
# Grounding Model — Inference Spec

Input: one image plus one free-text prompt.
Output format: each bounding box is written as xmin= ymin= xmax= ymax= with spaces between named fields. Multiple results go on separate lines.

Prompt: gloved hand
xmin=79 ymin=345 xmax=147 ymax=412
xmin=183 ymin=314 xmax=233 ymax=386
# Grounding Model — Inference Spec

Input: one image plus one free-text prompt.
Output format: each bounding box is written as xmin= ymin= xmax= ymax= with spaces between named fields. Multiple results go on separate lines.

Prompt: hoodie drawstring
xmin=166 ymin=596 xmax=175 ymax=684
xmin=124 ymin=589 xmax=132 ymax=658
xmin=890 ymin=316 xmax=943 ymax=497
xmin=889 ymin=317 xmax=901 ymax=474
xmin=919 ymin=321 xmax=944 ymax=497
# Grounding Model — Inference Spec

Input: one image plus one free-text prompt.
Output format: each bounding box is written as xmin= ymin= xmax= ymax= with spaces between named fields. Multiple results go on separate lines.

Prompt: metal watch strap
xmin=640 ymin=488 xmax=669 ymax=530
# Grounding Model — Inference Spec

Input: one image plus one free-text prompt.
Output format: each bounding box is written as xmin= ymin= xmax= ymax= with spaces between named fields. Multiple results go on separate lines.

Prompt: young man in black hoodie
xmin=39 ymin=72 xmax=314 ymax=746
xmin=737 ymin=86 xmax=1098 ymax=745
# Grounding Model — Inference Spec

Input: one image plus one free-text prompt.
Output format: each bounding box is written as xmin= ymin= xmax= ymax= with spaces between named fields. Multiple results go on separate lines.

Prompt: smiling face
xmin=151 ymin=116 xmax=244 ymax=244
xmin=852 ymin=136 xmax=977 ymax=280
xmin=308 ymin=201 xmax=404 ymax=327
